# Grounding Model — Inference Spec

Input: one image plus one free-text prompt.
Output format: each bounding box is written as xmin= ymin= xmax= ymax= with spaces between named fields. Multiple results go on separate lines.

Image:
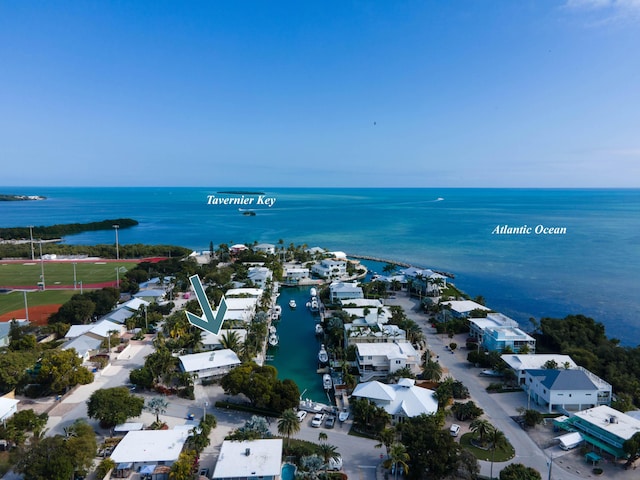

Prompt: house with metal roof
xmin=329 ymin=281 xmax=363 ymax=303
xmin=0 ymin=397 xmax=19 ymax=423
xmin=524 ymin=368 xmax=612 ymax=413
xmin=355 ymin=342 xmax=419 ymax=381
xmin=0 ymin=320 xmax=28 ymax=348
xmin=482 ymin=325 xmax=536 ymax=353
xmin=554 ymin=405 xmax=640 ymax=459
xmin=351 ymin=378 xmax=437 ymax=424
xmin=110 ymin=429 xmax=191 ymax=470
xmin=178 ymin=349 xmax=241 ymax=381
xmin=61 ymin=334 xmax=102 ymax=361
xmin=212 ymin=439 xmax=283 ymax=480
xmin=501 ymin=354 xmax=578 ymax=385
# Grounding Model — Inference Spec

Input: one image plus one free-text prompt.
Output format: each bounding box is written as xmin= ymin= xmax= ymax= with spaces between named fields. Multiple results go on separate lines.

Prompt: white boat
xmin=268 ymin=334 xmax=279 ymax=347
xmin=338 ymin=408 xmax=349 ymax=422
xmin=269 ymin=325 xmax=277 ymax=334
xmin=318 ymin=344 xmax=329 ymax=364
xmin=323 ymin=373 xmax=332 ymax=390
xmin=315 ymin=324 xmax=324 ymax=336
xmin=309 ymin=299 xmax=319 ymax=312
xmin=289 ymin=299 xmax=297 ymax=309
xmin=310 ymin=287 xmax=317 ymax=297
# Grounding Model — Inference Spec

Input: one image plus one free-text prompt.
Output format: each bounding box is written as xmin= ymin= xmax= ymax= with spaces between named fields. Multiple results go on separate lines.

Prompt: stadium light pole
xmin=73 ymin=262 xmax=77 ymax=290
xmin=28 ymin=225 xmax=35 ymax=261
xmin=39 ymin=240 xmax=45 ymax=291
xmin=113 ymin=224 xmax=120 ymax=260
xmin=23 ymin=290 xmax=29 ymax=322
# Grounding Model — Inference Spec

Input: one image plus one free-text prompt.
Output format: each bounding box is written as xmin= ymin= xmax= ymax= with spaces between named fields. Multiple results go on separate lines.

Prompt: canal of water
xmin=267 ymin=285 xmax=330 ymax=404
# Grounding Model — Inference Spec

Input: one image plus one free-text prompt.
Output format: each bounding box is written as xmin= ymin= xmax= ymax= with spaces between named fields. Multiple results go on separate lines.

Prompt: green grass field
xmin=0 ymin=260 xmax=136 ymax=317
xmin=0 ymin=289 xmax=77 ymax=316
xmin=0 ymin=261 xmax=133 ymax=288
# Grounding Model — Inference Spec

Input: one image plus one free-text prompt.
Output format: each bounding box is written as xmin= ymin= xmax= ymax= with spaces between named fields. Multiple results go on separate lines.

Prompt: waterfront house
xmin=440 ymin=300 xmax=491 ymax=319
xmin=355 ymin=342 xmax=419 ymax=381
xmin=554 ymin=405 xmax=640 ymax=459
xmin=254 ymin=243 xmax=276 ymax=255
xmin=344 ymin=322 xmax=406 ymax=347
xmin=501 ymin=354 xmax=578 ymax=385
xmin=312 ymin=258 xmax=347 ymax=279
xmin=178 ymin=349 xmax=241 ymax=381
xmin=329 ymin=281 xmax=363 ymax=303
xmin=481 ymin=325 xmax=536 ymax=353
xmin=0 ymin=397 xmax=19 ymax=424
xmin=342 ymin=304 xmax=392 ymax=325
xmin=351 ymin=378 xmax=437 ymax=424
xmin=247 ymin=266 xmax=272 ymax=288
xmin=283 ymin=266 xmax=310 ymax=284
xmin=212 ymin=439 xmax=283 ymax=480
xmin=201 ymin=329 xmax=248 ymax=351
xmin=468 ymin=312 xmax=519 ymax=342
xmin=524 ymin=368 xmax=612 ymax=413
xmin=133 ymin=288 xmax=166 ymax=303
xmin=110 ymin=429 xmax=191 ymax=473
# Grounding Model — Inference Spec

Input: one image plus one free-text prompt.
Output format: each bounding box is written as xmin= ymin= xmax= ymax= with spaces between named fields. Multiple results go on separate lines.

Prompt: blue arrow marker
xmin=186 ymin=274 xmax=227 ymax=335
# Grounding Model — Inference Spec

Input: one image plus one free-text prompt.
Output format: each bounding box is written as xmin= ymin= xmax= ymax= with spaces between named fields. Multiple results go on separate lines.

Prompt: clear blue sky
xmin=1 ymin=0 xmax=639 ymax=187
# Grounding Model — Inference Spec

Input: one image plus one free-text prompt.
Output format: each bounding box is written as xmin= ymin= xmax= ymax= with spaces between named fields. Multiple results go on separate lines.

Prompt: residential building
xmin=481 ymin=325 xmax=536 ymax=353
xmin=65 ymin=319 xmax=125 ymax=341
xmin=351 ymin=378 xmax=437 ymax=424
xmin=0 ymin=397 xmax=19 ymax=423
xmin=554 ymin=406 xmax=640 ymax=459
xmin=254 ymin=243 xmax=276 ymax=255
xmin=212 ymin=439 xmax=283 ymax=480
xmin=524 ymin=368 xmax=612 ymax=413
xmin=283 ymin=266 xmax=310 ymax=284
xmin=109 ymin=429 xmax=191 ymax=472
xmin=61 ymin=334 xmax=102 ymax=361
xmin=312 ymin=258 xmax=347 ymax=279
xmin=0 ymin=320 xmax=29 ymax=348
xmin=178 ymin=349 xmax=241 ymax=381
xmin=329 ymin=281 xmax=363 ymax=303
xmin=355 ymin=342 xmax=419 ymax=381
xmin=201 ymin=329 xmax=248 ymax=351
xmin=440 ymin=300 xmax=490 ymax=319
xmin=247 ymin=266 xmax=272 ymax=288
xmin=344 ymin=322 xmax=405 ymax=348
xmin=501 ymin=354 xmax=578 ymax=385
xmin=468 ymin=313 xmax=519 ymax=342
xmin=342 ymin=305 xmax=392 ymax=325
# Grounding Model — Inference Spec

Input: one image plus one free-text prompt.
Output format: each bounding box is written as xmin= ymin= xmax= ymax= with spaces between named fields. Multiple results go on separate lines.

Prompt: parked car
xmin=296 ymin=410 xmax=308 ymax=422
xmin=311 ymin=413 xmax=324 ymax=427
xmin=325 ymin=415 xmax=336 ymax=428
xmin=450 ymin=424 xmax=460 ymax=437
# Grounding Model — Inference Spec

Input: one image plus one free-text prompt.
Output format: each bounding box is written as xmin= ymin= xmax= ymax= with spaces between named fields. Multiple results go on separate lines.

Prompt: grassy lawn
xmin=0 ymin=260 xmax=133 ymax=287
xmin=0 ymin=290 xmax=77 ymax=316
xmin=459 ymin=432 xmax=515 ymax=462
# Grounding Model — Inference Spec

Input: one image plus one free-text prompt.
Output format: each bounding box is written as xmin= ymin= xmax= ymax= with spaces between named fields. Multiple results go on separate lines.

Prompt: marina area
xmin=267 ymin=286 xmax=331 ymax=404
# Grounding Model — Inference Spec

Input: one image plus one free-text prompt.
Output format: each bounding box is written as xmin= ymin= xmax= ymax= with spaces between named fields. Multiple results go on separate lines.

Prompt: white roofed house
xmin=501 ymin=354 xmax=578 ymax=385
xmin=201 ymin=329 xmax=248 ymax=351
xmin=481 ymin=325 xmax=536 ymax=354
xmin=344 ymin=323 xmax=406 ymax=348
xmin=355 ymin=342 xmax=419 ymax=382
xmin=61 ymin=334 xmax=102 ymax=361
xmin=524 ymin=368 xmax=612 ymax=413
xmin=0 ymin=397 xmax=19 ymax=424
xmin=254 ymin=243 xmax=276 ymax=255
xmin=109 ymin=429 xmax=191 ymax=473
xmin=247 ymin=266 xmax=272 ymax=288
xmin=468 ymin=312 xmax=519 ymax=342
xmin=440 ymin=300 xmax=491 ymax=319
xmin=178 ymin=349 xmax=241 ymax=381
xmin=212 ymin=439 xmax=283 ymax=480
xmin=0 ymin=320 xmax=29 ymax=348
xmin=329 ymin=281 xmax=363 ymax=303
xmin=283 ymin=266 xmax=310 ymax=285
xmin=312 ymin=258 xmax=347 ymax=279
xmin=351 ymin=378 xmax=437 ymax=425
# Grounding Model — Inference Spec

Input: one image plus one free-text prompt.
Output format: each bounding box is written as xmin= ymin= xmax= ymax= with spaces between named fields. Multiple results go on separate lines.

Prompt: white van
xmin=450 ymin=424 xmax=461 ymax=437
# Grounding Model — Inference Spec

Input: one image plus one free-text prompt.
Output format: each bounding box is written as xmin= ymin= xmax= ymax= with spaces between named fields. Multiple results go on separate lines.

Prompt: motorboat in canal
xmin=322 ymin=373 xmax=332 ymax=390
xmin=289 ymin=299 xmax=297 ymax=309
xmin=315 ymin=323 xmax=324 ymax=336
xmin=318 ymin=344 xmax=329 ymax=365
xmin=268 ymin=333 xmax=279 ymax=347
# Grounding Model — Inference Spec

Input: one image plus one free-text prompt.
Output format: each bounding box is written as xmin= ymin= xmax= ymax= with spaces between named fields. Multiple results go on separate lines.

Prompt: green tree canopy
xmin=36 ymin=349 xmax=93 ymax=394
xmin=87 ymin=387 xmax=144 ymax=429
xmin=499 ymin=462 xmax=541 ymax=480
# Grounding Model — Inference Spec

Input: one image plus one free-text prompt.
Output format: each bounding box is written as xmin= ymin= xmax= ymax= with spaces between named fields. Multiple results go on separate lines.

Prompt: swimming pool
xmin=281 ymin=463 xmax=296 ymax=480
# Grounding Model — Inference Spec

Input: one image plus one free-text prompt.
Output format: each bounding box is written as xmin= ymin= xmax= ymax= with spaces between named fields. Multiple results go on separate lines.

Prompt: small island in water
xmin=0 ymin=194 xmax=46 ymax=201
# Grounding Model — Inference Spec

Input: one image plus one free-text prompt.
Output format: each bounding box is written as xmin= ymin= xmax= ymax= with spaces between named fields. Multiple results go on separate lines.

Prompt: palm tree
xmin=318 ymin=432 xmax=328 ymax=443
xmin=277 ymin=409 xmax=300 ymax=447
xmin=389 ymin=442 xmax=410 ymax=480
xmin=375 ymin=427 xmax=396 ymax=457
xmin=488 ymin=428 xmax=509 ymax=479
xmin=145 ymin=397 xmax=169 ymax=423
xmin=318 ymin=442 xmax=340 ymax=466
xmin=220 ymin=330 xmax=242 ymax=353
xmin=470 ymin=418 xmax=493 ymax=446
xmin=422 ymin=359 xmax=443 ymax=382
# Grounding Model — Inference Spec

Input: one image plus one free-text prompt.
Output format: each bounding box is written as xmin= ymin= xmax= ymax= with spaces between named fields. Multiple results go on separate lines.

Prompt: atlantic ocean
xmin=2 ymin=187 xmax=639 ymax=345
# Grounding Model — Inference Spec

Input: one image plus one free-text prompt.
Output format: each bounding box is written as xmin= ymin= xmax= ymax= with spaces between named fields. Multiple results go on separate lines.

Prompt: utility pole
xmin=28 ymin=225 xmax=35 ymax=261
xmin=39 ymin=240 xmax=45 ymax=290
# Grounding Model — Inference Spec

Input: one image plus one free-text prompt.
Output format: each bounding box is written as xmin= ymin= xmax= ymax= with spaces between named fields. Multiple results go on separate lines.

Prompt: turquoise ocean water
xmin=2 ymin=187 xmax=639 ymax=349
